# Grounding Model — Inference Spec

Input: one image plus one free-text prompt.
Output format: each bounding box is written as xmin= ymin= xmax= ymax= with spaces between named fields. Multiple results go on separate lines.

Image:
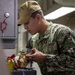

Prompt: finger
xmin=29 ymin=56 xmax=32 ymax=60
xmin=31 ymin=48 xmax=37 ymax=52
xmin=26 ymin=54 xmax=34 ymax=61
xmin=13 ymin=58 xmax=19 ymax=67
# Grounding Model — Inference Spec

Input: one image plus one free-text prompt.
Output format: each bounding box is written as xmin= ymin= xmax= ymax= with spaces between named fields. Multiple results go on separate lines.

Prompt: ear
xmin=36 ymin=14 xmax=41 ymax=21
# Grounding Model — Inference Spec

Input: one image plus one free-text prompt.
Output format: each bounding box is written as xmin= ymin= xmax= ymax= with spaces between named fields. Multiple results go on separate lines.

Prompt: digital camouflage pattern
xmin=27 ymin=22 xmax=75 ymax=75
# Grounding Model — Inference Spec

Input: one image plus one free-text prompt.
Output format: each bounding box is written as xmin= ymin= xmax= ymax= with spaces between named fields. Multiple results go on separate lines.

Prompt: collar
xmin=37 ymin=22 xmax=53 ymax=42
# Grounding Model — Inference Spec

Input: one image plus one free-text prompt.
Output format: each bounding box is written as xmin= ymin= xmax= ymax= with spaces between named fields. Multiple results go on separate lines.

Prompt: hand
xmin=12 ymin=55 xmax=29 ymax=70
xmin=26 ymin=48 xmax=46 ymax=62
xmin=12 ymin=56 xmax=19 ymax=70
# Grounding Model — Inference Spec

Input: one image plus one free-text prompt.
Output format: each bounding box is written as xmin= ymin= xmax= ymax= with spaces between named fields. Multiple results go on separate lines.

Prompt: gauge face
xmin=4 ymin=13 xmax=10 ymax=18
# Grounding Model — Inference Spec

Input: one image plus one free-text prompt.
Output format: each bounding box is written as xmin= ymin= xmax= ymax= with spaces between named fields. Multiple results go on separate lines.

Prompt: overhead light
xmin=44 ymin=7 xmax=75 ymax=20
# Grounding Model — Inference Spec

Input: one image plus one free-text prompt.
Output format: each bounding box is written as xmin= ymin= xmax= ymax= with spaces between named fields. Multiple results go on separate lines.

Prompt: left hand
xmin=26 ymin=48 xmax=46 ymax=62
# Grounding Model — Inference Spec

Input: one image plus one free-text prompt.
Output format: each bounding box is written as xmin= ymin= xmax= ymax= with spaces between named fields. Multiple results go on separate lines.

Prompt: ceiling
xmin=54 ymin=0 xmax=75 ymax=7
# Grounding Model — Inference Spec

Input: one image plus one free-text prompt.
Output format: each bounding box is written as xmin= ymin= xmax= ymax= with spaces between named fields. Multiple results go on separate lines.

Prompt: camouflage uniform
xmin=26 ymin=22 xmax=75 ymax=75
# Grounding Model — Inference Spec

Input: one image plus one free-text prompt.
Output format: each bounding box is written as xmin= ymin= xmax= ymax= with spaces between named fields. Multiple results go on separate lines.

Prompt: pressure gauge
xmin=4 ymin=12 xmax=10 ymax=18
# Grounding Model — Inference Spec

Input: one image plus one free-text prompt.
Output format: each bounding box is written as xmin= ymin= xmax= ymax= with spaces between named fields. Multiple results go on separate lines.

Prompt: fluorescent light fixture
xmin=44 ymin=7 xmax=75 ymax=20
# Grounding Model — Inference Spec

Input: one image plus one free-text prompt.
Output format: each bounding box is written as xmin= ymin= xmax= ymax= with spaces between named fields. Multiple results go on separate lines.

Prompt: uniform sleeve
xmin=45 ymin=27 xmax=75 ymax=70
xmin=56 ymin=27 xmax=75 ymax=57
